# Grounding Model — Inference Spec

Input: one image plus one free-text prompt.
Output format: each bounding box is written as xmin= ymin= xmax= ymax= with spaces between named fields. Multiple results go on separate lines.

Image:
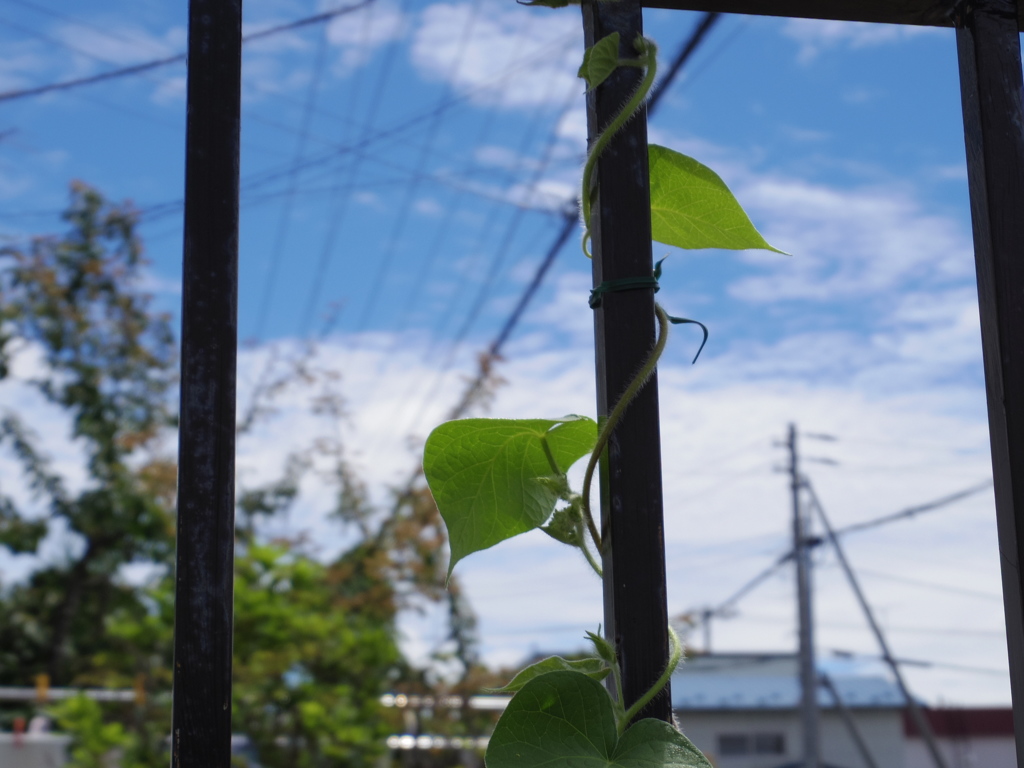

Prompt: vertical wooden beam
xmin=172 ymin=0 xmax=242 ymax=765
xmin=954 ymin=0 xmax=1024 ymax=760
xmin=582 ymin=0 xmax=672 ymax=722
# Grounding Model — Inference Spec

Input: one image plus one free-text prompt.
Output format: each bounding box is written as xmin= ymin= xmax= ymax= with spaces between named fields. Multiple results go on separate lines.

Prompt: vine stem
xmin=581 ymin=302 xmax=671 ymax=552
xmin=581 ymin=36 xmax=658 ymax=258
xmin=619 ymin=624 xmax=682 ymax=732
xmin=579 ymin=533 xmax=603 ymax=578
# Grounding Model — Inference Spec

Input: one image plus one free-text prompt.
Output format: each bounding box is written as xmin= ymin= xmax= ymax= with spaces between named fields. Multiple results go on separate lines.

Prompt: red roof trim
xmin=903 ymin=709 xmax=1014 ymax=738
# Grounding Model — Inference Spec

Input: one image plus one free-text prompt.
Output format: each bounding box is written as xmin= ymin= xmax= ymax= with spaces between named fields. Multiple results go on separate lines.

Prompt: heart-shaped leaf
xmin=486 ymin=671 xmax=714 ymax=768
xmin=578 ymin=33 xmax=621 ymax=91
xmin=487 ymin=656 xmax=610 ymax=694
xmin=423 ymin=417 xmax=597 ymax=576
xmin=649 ymin=144 xmax=787 ymax=254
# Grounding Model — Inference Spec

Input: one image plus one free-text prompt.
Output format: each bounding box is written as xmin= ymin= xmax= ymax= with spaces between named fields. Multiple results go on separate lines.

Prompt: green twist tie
xmin=588 ymin=276 xmax=660 ymax=308
xmin=588 ymin=258 xmax=709 ymax=364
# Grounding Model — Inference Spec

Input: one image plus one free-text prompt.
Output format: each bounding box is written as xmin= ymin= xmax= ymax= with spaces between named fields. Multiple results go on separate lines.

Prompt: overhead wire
xmin=389 ymin=79 xmax=580 ymax=443
xmin=681 ymin=473 xmax=999 ymax=652
xmin=828 ymin=650 xmax=1008 ymax=678
xmin=239 ymin=0 xmax=382 ymax=412
xmin=46 ymin=29 xmax=580 ymax=233
xmin=357 ymin=18 xmax=580 ymax=452
xmin=293 ymin=0 xmax=416 ymax=337
xmin=375 ymin=12 xmax=725 ymax=498
xmin=832 ymin=479 xmax=993 ymax=537
xmin=806 ymin=477 xmax=955 ymax=768
xmin=349 ymin=0 xmax=487 ymax=337
xmin=252 ymin=26 xmax=331 ymax=341
xmin=0 ymin=0 xmax=375 ymax=104
xmin=398 ymin=11 xmax=725 ymax=439
xmin=852 ymin=567 xmax=1003 ymax=601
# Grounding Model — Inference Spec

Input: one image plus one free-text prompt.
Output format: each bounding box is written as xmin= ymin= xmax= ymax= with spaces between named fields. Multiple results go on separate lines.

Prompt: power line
xmin=293 ymin=0 xmax=416 ymax=338
xmin=399 ymin=11 xmax=724 ymax=438
xmin=834 ymin=480 xmax=993 ymax=537
xmin=350 ymin=0 xmax=486 ymax=336
xmin=252 ymin=27 xmax=331 ymax=341
xmin=104 ymin=31 xmax=578 ymax=232
xmin=737 ymin=613 xmax=1007 ymax=639
xmin=0 ymin=0 xmax=374 ymax=104
xmin=805 ymin=479 xmax=949 ymax=768
xmin=828 ymin=650 xmax=1009 ymax=678
xmin=646 ymin=12 xmax=720 ymax=114
xmin=377 ymin=11 xmax=728 ymax=508
xmin=850 ymin=566 xmax=1003 ymax=602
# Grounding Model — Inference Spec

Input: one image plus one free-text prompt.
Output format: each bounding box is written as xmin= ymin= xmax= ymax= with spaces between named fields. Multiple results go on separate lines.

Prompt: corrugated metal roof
xmin=671 ymin=655 xmax=904 ymax=710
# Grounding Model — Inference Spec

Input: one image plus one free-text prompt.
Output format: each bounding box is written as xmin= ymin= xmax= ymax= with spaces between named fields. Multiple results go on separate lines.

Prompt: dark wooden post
xmin=172 ymin=0 xmax=242 ymax=765
xmin=582 ymin=0 xmax=672 ymax=722
xmin=954 ymin=0 xmax=1024 ymax=761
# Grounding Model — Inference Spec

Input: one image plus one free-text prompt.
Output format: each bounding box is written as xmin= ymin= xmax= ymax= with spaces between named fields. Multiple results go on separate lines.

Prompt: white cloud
xmin=326 ymin=0 xmax=408 ymax=74
xmin=730 ymin=176 xmax=974 ymax=302
xmin=0 ymin=44 xmax=47 ymax=93
xmin=151 ymin=75 xmax=186 ymax=105
xmin=410 ymin=1 xmax=582 ymax=109
xmin=414 ymin=196 xmax=443 ymax=216
xmin=0 ymin=265 xmax=1006 ymax=703
xmin=53 ymin=23 xmax=179 ymax=67
xmin=554 ymin=106 xmax=588 ymax=146
xmin=780 ymin=18 xmax=943 ymax=63
xmin=213 ymin=235 xmax=1006 ymax=701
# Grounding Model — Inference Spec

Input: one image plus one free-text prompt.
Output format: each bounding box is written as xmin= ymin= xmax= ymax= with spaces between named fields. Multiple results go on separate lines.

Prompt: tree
xmin=0 ymin=181 xmax=177 ymax=688
xmin=0 ymin=183 xmax=478 ymax=768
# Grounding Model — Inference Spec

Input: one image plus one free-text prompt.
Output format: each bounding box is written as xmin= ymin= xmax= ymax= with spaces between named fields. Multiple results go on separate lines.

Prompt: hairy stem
xmin=581 ymin=36 xmax=658 ymax=258
xmin=619 ymin=625 xmax=682 ymax=732
xmin=579 ymin=529 xmax=604 ymax=578
xmin=581 ymin=303 xmax=671 ymax=553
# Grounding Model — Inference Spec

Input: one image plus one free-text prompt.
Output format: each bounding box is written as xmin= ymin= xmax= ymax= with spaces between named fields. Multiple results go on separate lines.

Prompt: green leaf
xmin=541 ymin=500 xmax=583 ymax=546
xmin=586 ymin=630 xmax=617 ymax=666
xmin=486 ymin=671 xmax=714 ymax=768
xmin=487 ymin=656 xmax=610 ymax=693
xmin=423 ymin=416 xmax=597 ymax=575
xmin=648 ymin=144 xmax=787 ymax=254
xmin=578 ymin=33 xmax=621 ymax=91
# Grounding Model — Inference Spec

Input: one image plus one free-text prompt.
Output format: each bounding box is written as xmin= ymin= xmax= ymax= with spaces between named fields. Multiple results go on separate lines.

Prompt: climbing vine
xmin=423 ymin=16 xmax=785 ymax=768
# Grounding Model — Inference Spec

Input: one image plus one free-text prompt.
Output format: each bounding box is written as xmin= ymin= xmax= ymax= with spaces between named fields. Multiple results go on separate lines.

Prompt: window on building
xmin=754 ymin=733 xmax=785 ymax=755
xmin=718 ymin=734 xmax=750 ymax=756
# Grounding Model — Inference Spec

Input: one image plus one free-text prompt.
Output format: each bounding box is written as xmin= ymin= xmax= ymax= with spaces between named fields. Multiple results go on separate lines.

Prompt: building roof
xmin=671 ymin=653 xmax=905 ymax=711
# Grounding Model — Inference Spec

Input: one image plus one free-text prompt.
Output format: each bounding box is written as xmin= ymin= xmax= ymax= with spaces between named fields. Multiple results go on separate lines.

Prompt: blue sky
xmin=0 ymin=0 xmax=1013 ymax=705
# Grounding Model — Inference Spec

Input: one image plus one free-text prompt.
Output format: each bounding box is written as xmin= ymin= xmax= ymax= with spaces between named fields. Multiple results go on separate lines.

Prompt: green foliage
xmin=578 ymin=32 xmax=622 ymax=91
xmin=0 ymin=184 xmax=472 ymax=768
xmin=51 ymin=695 xmax=135 ymax=768
xmin=0 ymin=182 xmax=177 ymax=688
xmin=486 ymin=671 xmax=712 ymax=768
xmin=486 ymin=655 xmax=609 ymax=693
xmin=649 ymin=144 xmax=785 ymax=253
xmin=232 ymin=543 xmax=401 ymax=768
xmin=423 ymin=416 xmax=596 ymax=574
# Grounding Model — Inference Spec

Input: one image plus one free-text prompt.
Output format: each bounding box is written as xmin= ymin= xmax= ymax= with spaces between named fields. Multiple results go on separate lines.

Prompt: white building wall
xmin=676 ymin=709 xmax=904 ymax=768
xmin=904 ymin=736 xmax=1017 ymax=768
xmin=0 ymin=733 xmax=70 ymax=768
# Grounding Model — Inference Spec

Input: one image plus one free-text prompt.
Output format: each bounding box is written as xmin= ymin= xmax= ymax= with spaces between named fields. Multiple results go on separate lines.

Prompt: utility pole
xmin=788 ymin=424 xmax=820 ymax=768
xmin=701 ymin=608 xmax=712 ymax=653
xmin=805 ymin=482 xmax=950 ymax=768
